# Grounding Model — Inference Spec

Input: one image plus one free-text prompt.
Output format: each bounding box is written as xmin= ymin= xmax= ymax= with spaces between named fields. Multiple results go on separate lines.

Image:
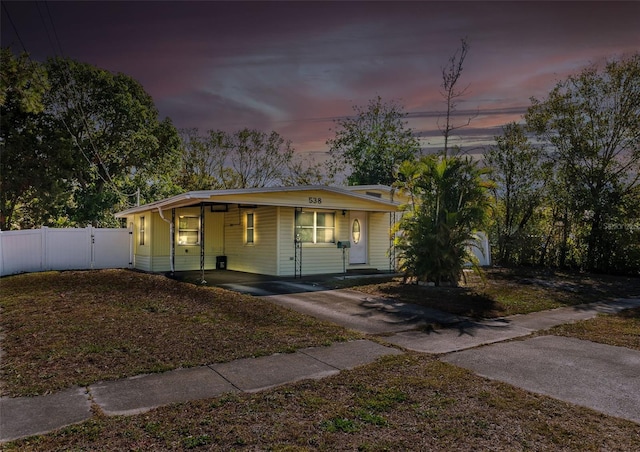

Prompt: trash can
xmin=216 ymin=255 xmax=227 ymax=270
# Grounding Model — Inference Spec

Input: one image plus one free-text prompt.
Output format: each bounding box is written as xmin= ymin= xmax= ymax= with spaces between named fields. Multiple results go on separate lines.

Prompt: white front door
xmin=349 ymin=211 xmax=367 ymax=264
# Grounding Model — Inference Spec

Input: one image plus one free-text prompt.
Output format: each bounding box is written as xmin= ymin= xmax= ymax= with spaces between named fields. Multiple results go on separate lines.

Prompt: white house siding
xmin=135 ymin=255 xmax=152 ymax=272
xmin=208 ymin=212 xmax=225 ymax=257
xmin=149 ymin=211 xmax=169 ymax=258
xmin=122 ymin=212 xmax=160 ymax=271
xmin=223 ymin=205 xmax=278 ymax=275
xmin=277 ymin=207 xmax=296 ymax=276
xmin=172 ymin=209 xmax=224 ymax=271
xmin=131 ymin=213 xmax=151 ymax=271
xmin=278 ymin=206 xmax=371 ymax=276
xmin=366 ymin=212 xmax=394 ymax=272
xmin=127 ymin=208 xmax=225 ymax=272
xmin=299 ymin=246 xmax=346 ymax=275
xmin=114 ymin=186 xmax=406 ymax=276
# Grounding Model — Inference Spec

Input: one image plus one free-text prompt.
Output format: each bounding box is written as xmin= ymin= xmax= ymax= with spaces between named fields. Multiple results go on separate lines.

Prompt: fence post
xmin=89 ymin=225 xmax=94 ymax=270
xmin=86 ymin=226 xmax=93 ymax=270
xmin=42 ymin=227 xmax=48 ymax=271
xmin=0 ymin=230 xmax=4 ymax=276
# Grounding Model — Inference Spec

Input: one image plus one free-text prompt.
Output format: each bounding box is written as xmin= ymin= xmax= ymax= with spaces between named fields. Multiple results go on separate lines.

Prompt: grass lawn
xmin=0 ymin=270 xmax=360 ymax=397
xmin=341 ymin=267 xmax=640 ymax=319
xmin=543 ymin=306 xmax=640 ymax=352
xmin=2 ymin=268 xmax=640 ymax=450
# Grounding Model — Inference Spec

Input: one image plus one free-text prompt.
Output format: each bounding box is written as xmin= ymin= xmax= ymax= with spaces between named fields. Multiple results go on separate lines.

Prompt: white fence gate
xmin=0 ymin=227 xmax=131 ymax=277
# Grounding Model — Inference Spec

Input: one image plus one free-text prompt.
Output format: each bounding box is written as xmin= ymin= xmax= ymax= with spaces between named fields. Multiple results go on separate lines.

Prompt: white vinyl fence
xmin=0 ymin=227 xmax=131 ymax=277
xmin=470 ymin=232 xmax=491 ymax=267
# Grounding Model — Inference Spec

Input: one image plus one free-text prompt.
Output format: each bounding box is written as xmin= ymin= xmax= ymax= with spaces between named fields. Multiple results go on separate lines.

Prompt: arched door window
xmin=352 ymin=219 xmax=361 ymax=244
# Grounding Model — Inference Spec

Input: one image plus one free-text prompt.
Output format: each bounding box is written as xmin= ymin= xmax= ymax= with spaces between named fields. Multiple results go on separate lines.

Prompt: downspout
xmin=157 ymin=206 xmax=175 ymax=274
xmin=199 ymin=202 xmax=206 ymax=285
xmin=128 ymin=222 xmax=134 ymax=268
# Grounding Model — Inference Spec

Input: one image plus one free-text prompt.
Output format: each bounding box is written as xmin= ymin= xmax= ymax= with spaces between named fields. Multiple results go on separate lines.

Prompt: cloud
xmin=3 ymin=0 xmax=638 ymax=158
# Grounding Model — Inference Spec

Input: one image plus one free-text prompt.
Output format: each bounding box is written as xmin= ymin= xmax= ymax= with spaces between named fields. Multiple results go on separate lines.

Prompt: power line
xmin=37 ymin=2 xmax=119 ymax=189
xmin=4 ymin=1 xmax=140 ymax=208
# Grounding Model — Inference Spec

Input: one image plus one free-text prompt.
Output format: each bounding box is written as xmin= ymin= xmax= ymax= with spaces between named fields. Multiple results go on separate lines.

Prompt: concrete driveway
xmin=213 ymin=273 xmax=640 ymax=424
xmin=219 ymin=279 xmax=463 ymax=335
xmin=442 ymin=335 xmax=640 ymax=424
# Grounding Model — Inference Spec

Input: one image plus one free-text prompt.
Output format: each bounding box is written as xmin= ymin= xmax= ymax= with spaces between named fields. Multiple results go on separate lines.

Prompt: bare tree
xmin=439 ymin=37 xmax=475 ymax=157
xmin=225 ymin=128 xmax=294 ymax=188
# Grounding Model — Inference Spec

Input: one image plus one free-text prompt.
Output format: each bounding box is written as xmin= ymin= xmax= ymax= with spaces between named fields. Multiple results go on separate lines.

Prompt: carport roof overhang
xmin=114 ymin=185 xmax=402 ymax=218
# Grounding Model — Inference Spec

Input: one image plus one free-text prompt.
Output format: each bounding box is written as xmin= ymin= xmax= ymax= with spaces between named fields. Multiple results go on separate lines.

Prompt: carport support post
xmin=171 ymin=209 xmax=175 ymax=274
xmin=199 ymin=203 xmax=206 ymax=285
xmin=342 ymin=246 xmax=347 ymax=279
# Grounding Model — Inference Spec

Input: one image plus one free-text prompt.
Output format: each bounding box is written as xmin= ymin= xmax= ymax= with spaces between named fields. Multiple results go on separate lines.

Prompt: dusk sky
xmin=2 ymin=1 xmax=639 ymax=159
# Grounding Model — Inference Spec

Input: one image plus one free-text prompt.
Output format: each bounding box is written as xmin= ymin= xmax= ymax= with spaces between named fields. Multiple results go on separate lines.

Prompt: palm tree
xmin=394 ymin=155 xmax=493 ymax=286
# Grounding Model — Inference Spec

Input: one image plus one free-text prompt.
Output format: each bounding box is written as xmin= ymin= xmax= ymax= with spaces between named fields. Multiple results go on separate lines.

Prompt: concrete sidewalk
xmin=0 ymin=340 xmax=401 ymax=443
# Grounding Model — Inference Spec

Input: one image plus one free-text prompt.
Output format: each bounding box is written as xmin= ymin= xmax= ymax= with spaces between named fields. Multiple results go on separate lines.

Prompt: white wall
xmin=0 ymin=227 xmax=131 ymax=277
xmin=469 ymin=232 xmax=491 ymax=267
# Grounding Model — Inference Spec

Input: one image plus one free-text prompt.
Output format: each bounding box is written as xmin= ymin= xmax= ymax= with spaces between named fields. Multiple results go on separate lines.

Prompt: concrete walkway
xmin=0 ymin=340 xmax=401 ymax=443
xmin=2 ymin=285 xmax=639 ymax=442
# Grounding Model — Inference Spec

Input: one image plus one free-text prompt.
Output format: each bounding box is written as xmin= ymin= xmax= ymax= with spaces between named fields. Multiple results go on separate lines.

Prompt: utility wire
xmin=4 ymin=1 xmax=114 ymax=193
xmin=40 ymin=1 xmax=120 ymax=190
xmin=6 ymin=1 xmax=140 ymax=208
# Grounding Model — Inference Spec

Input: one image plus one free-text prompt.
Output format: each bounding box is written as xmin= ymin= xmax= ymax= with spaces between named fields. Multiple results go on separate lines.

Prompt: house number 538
xmin=309 ymin=197 xmax=322 ymax=204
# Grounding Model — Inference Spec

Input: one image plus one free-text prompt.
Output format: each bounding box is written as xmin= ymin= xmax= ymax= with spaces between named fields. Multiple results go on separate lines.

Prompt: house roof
xmin=114 ymin=185 xmax=401 ymax=218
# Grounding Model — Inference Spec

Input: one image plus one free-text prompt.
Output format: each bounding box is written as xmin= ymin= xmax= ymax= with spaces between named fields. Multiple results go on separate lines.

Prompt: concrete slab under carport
xmin=169 ymin=269 xmax=396 ymax=293
xmin=441 ymin=336 xmax=640 ymax=424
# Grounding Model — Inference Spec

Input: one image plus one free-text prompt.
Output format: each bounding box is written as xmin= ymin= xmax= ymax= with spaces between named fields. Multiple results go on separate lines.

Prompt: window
xmin=352 ymin=219 xmax=361 ymax=244
xmin=139 ymin=216 xmax=145 ymax=246
xmin=178 ymin=215 xmax=200 ymax=245
xmin=246 ymin=213 xmax=254 ymax=244
xmin=296 ymin=211 xmax=335 ymax=244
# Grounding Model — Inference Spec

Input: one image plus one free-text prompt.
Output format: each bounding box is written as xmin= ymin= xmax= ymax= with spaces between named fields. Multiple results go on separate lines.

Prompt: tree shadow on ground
xmin=352 ymin=267 xmax=640 ymax=320
xmin=487 ymin=267 xmax=640 ymax=300
xmin=367 ymin=284 xmax=502 ymax=320
xmin=619 ymin=307 xmax=640 ymax=319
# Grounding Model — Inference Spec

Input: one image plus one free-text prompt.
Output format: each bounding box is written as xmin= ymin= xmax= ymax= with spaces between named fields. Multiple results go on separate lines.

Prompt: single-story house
xmin=114 ymin=185 xmax=403 ymax=277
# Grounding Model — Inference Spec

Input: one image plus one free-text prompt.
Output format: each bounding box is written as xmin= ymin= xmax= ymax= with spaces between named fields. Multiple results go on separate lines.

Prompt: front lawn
xmin=0 ymin=270 xmax=360 ymax=397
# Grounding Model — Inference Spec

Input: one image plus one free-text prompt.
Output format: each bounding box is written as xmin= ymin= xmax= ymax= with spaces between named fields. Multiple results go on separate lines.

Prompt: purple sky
xmin=2 ymin=1 xmax=639 ymax=158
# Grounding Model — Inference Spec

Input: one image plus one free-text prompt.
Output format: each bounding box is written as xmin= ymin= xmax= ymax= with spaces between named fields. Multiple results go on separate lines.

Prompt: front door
xmin=349 ymin=211 xmax=367 ymax=264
